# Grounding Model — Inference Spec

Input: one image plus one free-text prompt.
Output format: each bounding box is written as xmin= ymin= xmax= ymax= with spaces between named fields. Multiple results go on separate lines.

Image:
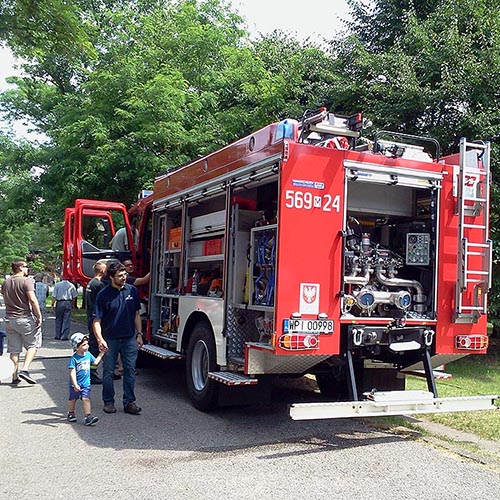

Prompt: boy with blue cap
xmin=67 ymin=332 xmax=105 ymax=425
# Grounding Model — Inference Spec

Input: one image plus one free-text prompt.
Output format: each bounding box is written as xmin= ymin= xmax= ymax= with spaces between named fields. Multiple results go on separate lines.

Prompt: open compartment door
xmin=67 ymin=199 xmax=134 ymax=286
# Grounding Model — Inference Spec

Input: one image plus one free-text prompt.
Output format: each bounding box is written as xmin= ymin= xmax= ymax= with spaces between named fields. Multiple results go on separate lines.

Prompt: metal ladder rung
xmin=464 ymin=197 xmax=486 ymax=203
xmin=455 ymin=138 xmax=490 ymax=323
xmin=465 ymin=278 xmax=489 ymax=284
xmin=466 ymin=242 xmax=490 ymax=248
xmin=461 ymin=166 xmax=487 ymax=175
xmin=465 ymin=280 xmax=488 ymax=286
xmin=463 ymin=140 xmax=488 ymax=150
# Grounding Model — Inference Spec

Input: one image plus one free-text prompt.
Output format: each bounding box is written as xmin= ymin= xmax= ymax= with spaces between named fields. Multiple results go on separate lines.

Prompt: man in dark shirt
xmin=85 ymin=260 xmax=107 ymax=384
xmin=93 ymin=260 xmax=143 ymax=415
xmin=121 ymin=259 xmax=150 ymax=288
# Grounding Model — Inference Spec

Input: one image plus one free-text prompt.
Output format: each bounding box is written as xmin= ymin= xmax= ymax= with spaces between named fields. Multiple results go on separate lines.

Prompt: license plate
xmin=283 ymin=318 xmax=334 ymax=334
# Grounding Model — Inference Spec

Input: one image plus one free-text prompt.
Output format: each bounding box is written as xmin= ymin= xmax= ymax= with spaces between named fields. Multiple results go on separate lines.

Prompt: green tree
xmin=340 ymin=0 xmax=500 ymax=147
xmin=0 ymin=0 xmax=92 ymax=59
xmin=1 ymin=0 xmax=274 ymax=211
xmin=0 ymin=134 xmax=60 ymax=274
xmin=1 ymin=1 xmax=339 ymax=219
xmin=0 ymin=0 xmax=314 ymax=267
xmin=341 ymin=0 xmax=500 ymax=321
xmin=250 ymin=32 xmax=342 ymax=122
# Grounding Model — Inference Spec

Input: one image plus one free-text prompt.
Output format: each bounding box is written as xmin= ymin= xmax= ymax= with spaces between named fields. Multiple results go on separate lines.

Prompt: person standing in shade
xmin=121 ymin=259 xmax=150 ymax=287
xmin=34 ymin=274 xmax=49 ymax=324
xmin=99 ymin=259 xmax=148 ymax=379
xmin=110 ymin=227 xmax=129 ymax=251
xmin=51 ymin=278 xmax=77 ymax=340
xmin=1 ymin=259 xmax=43 ymax=384
xmin=101 ymin=259 xmax=149 ymax=379
xmin=85 ymin=260 xmax=107 ymax=384
xmin=110 ymin=222 xmax=138 ymax=252
xmin=93 ymin=260 xmax=143 ymax=415
xmin=67 ymin=332 xmax=105 ymax=426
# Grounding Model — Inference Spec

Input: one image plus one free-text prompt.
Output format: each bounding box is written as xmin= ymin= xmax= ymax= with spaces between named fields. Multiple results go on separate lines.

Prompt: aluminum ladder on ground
xmin=454 ymin=138 xmax=492 ymax=323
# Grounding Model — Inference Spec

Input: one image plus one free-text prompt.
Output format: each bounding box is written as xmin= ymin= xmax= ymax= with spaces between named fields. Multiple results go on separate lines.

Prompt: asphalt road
xmin=1 ymin=309 xmax=499 ymax=500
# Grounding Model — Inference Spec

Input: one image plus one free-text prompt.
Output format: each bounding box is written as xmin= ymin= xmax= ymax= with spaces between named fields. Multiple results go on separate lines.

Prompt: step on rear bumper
xmin=289 ymin=391 xmax=499 ymax=420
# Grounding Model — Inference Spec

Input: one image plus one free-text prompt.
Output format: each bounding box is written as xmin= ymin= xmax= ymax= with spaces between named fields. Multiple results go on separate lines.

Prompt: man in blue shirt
xmin=93 ymin=260 xmax=144 ymax=415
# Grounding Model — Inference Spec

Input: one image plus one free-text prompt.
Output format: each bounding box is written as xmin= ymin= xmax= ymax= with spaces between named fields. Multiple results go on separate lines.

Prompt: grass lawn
xmin=71 ymin=297 xmax=87 ymax=325
xmin=406 ymin=353 xmax=500 ymax=442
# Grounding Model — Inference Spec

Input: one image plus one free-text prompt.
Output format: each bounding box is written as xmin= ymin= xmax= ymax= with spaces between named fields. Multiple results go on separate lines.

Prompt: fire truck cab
xmin=62 ymin=199 xmax=136 ymax=286
xmin=65 ymin=108 xmax=497 ymax=418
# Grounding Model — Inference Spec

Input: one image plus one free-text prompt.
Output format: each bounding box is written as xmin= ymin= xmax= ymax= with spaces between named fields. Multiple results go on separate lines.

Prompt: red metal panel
xmin=274 ymin=142 xmax=345 ymax=355
xmin=435 ymin=160 xmax=488 ymax=354
xmin=62 ymin=208 xmax=75 ymax=282
xmin=345 ymin=149 xmax=444 ymax=174
xmin=63 ymin=205 xmax=119 ymax=284
xmin=128 ymin=194 xmax=153 ymax=279
xmin=71 ymin=199 xmax=132 ymax=286
xmin=153 ymin=124 xmax=283 ymax=201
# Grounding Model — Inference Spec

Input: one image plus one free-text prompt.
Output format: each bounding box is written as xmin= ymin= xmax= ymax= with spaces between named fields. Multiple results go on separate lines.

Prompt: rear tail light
xmin=455 ymin=335 xmax=489 ymax=350
xmin=279 ymin=333 xmax=319 ymax=350
xmin=348 ymin=113 xmax=363 ymax=131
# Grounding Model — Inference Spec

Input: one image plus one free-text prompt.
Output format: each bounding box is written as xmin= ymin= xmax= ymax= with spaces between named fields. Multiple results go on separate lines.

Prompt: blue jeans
xmin=55 ymin=301 xmax=72 ymax=339
xmin=87 ymin=318 xmax=100 ymax=358
xmin=102 ymin=336 xmax=138 ymax=407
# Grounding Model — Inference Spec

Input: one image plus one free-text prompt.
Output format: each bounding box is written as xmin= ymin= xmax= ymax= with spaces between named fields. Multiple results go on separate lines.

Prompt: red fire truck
xmin=64 ymin=108 xmax=498 ymax=418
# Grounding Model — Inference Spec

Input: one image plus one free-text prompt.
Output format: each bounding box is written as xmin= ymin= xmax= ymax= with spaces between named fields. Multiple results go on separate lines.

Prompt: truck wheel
xmin=136 ymin=348 xmax=149 ymax=368
xmin=186 ymin=321 xmax=219 ymax=411
xmin=315 ymin=372 xmax=349 ymax=400
xmin=362 ymin=368 xmax=405 ymax=393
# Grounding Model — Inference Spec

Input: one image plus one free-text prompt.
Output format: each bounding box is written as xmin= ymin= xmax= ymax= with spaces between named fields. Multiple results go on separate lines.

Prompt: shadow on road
xmin=0 ymin=306 xmax=405 ymax=457
xmin=13 ymin=354 xmax=405 ymax=458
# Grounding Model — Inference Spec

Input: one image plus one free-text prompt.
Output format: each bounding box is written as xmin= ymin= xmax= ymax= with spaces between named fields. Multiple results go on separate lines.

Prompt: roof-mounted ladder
xmin=454 ymin=138 xmax=492 ymax=323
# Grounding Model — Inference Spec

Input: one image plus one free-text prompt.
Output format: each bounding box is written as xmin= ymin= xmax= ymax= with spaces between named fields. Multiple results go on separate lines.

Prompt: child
xmin=67 ymin=332 xmax=105 ymax=425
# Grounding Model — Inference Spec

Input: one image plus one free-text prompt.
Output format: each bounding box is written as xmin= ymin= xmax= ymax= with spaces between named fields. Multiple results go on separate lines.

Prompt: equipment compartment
xmin=249 ymin=225 xmax=277 ymax=309
xmin=342 ymin=180 xmax=437 ymax=320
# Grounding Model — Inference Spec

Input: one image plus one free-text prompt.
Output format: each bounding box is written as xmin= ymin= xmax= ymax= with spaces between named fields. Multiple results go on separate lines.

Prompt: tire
xmin=362 ymin=368 xmax=405 ymax=393
xmin=135 ymin=347 xmax=149 ymax=368
xmin=315 ymin=372 xmax=349 ymax=400
xmin=186 ymin=321 xmax=219 ymax=411
xmin=316 ymin=367 xmax=405 ymax=399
